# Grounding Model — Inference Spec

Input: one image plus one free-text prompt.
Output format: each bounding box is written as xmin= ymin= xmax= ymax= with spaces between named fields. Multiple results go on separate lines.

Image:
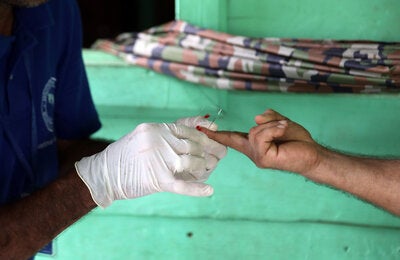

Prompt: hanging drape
xmin=93 ymin=20 xmax=400 ymax=93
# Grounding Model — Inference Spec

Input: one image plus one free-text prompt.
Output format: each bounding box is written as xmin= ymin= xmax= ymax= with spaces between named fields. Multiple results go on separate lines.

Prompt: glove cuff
xmin=75 ymin=154 xmax=112 ymax=208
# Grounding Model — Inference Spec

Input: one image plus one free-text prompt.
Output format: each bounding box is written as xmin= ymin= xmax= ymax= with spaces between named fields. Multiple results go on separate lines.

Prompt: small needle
xmin=208 ymin=108 xmax=223 ymax=128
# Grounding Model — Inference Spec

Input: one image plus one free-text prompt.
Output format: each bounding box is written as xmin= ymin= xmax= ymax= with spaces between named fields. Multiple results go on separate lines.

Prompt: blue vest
xmin=0 ymin=0 xmax=101 ymax=204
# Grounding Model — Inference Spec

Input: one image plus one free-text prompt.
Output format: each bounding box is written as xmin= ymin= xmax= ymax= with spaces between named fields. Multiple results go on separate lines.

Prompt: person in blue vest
xmin=200 ymin=108 xmax=400 ymax=216
xmin=0 ymin=0 xmax=226 ymax=259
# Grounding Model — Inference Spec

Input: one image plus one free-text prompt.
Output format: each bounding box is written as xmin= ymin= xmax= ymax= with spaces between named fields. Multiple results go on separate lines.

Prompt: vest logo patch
xmin=41 ymin=77 xmax=56 ymax=132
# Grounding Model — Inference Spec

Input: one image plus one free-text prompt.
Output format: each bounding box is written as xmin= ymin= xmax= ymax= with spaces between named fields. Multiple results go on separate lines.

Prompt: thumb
xmin=163 ymin=180 xmax=214 ymax=197
xmin=255 ymin=109 xmax=287 ymax=125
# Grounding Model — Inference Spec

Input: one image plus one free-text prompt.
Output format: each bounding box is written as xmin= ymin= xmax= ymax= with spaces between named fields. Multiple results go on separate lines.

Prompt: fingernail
xmin=196 ymin=125 xmax=202 ymax=131
xmin=277 ymin=120 xmax=287 ymax=128
xmin=204 ymin=114 xmax=210 ymax=118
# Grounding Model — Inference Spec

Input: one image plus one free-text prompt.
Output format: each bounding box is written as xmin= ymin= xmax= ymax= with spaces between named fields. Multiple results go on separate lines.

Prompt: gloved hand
xmin=75 ymin=116 xmax=227 ymax=208
xmin=174 ymin=116 xmax=222 ymax=179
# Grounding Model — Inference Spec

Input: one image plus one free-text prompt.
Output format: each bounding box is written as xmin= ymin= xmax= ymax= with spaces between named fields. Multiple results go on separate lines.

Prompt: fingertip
xmin=199 ymin=184 xmax=214 ymax=197
xmin=254 ymin=114 xmax=266 ymax=124
xmin=174 ymin=182 xmax=214 ymax=197
xmin=255 ymin=109 xmax=275 ymax=123
xmin=197 ymin=125 xmax=213 ymax=134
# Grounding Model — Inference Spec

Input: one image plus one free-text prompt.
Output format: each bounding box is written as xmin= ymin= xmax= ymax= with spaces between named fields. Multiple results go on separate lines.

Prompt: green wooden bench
xmin=37 ymin=1 xmax=400 ymax=259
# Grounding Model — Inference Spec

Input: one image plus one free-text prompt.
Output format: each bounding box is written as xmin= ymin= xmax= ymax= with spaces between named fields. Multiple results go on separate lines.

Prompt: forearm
xmin=0 ymin=170 xmax=95 ymax=259
xmin=0 ymin=139 xmax=110 ymax=259
xmin=307 ymin=146 xmax=400 ymax=215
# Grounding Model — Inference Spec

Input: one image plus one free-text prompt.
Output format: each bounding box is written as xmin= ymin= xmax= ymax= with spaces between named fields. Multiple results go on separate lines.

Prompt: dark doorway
xmin=77 ymin=0 xmax=175 ymax=47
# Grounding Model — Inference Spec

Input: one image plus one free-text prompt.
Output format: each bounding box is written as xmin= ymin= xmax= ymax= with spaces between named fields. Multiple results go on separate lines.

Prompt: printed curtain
xmin=93 ymin=20 xmax=400 ymax=93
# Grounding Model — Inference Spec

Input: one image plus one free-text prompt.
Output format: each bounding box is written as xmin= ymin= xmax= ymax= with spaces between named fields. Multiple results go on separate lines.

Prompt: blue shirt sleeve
xmin=53 ymin=0 xmax=101 ymax=139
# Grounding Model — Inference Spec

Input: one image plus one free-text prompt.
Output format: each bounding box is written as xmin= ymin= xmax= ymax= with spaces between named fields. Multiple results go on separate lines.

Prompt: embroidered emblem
xmin=41 ymin=77 xmax=56 ymax=132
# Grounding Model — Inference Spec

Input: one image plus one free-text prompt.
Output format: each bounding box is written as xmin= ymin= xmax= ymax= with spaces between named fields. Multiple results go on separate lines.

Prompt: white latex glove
xmin=75 ymin=117 xmax=226 ymax=208
xmin=175 ymin=116 xmax=218 ymax=131
xmin=175 ymin=116 xmax=223 ymax=177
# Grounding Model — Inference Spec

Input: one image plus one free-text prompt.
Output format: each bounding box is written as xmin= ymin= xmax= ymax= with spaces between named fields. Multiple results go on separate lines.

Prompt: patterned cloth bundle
xmin=93 ymin=20 xmax=400 ymax=93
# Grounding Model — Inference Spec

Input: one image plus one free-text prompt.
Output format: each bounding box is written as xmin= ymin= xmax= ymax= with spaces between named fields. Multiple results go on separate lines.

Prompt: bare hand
xmin=199 ymin=109 xmax=322 ymax=175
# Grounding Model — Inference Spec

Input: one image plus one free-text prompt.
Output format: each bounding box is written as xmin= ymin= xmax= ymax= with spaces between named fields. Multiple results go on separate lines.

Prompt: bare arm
xmin=0 ymin=139 xmax=109 ymax=260
xmin=312 ymin=148 xmax=400 ymax=215
xmin=200 ymin=109 xmax=400 ymax=216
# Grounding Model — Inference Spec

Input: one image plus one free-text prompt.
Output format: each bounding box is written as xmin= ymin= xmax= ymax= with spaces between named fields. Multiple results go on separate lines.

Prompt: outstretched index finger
xmin=199 ymin=127 xmax=250 ymax=156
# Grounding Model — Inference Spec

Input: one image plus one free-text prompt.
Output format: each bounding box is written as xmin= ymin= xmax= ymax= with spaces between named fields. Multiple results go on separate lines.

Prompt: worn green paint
xmin=176 ymin=0 xmax=400 ymax=41
xmin=37 ymin=1 xmax=400 ymax=259
xmin=175 ymin=0 xmax=227 ymax=32
xmin=40 ymin=215 xmax=400 ymax=260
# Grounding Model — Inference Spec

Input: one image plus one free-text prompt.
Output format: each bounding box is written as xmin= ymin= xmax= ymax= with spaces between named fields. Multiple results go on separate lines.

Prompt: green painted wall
xmin=37 ymin=1 xmax=400 ymax=259
xmin=176 ymin=0 xmax=400 ymax=41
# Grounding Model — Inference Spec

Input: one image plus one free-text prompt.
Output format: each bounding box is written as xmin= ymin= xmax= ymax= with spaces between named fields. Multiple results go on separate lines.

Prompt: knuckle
xmin=252 ymin=154 xmax=269 ymax=169
xmin=249 ymin=126 xmax=257 ymax=136
xmin=255 ymin=161 xmax=269 ymax=169
xmin=135 ymin=122 xmax=155 ymax=132
xmin=254 ymin=159 xmax=265 ymax=169
xmin=177 ymin=116 xmax=202 ymax=127
xmin=219 ymin=145 xmax=228 ymax=158
xmin=252 ymin=129 xmax=265 ymax=141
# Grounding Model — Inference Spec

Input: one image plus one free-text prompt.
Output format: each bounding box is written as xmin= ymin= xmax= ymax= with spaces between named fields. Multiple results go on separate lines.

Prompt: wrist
xmin=67 ymin=168 xmax=98 ymax=210
xmin=300 ymin=144 xmax=333 ymax=183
